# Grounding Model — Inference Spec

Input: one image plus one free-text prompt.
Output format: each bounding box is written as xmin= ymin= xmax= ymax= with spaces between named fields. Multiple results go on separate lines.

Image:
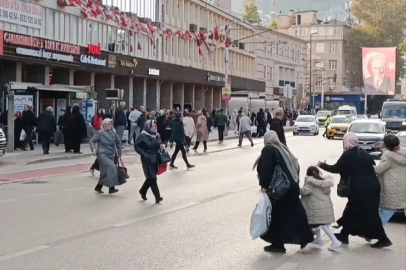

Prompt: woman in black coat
xmin=254 ymin=130 xmax=313 ymax=253
xmin=14 ymin=111 xmax=23 ymax=150
xmin=169 ymin=113 xmax=194 ymax=169
xmin=70 ymin=106 xmax=87 ymax=154
xmin=36 ymin=107 xmax=57 ymax=154
xmin=62 ymin=106 xmax=73 ymax=153
xmin=318 ymin=132 xmax=392 ymax=249
xmin=134 ymin=120 xmax=164 ymax=204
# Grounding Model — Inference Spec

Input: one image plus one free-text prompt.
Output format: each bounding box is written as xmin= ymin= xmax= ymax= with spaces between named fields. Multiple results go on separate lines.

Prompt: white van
xmin=337 ymin=105 xmax=357 ymax=117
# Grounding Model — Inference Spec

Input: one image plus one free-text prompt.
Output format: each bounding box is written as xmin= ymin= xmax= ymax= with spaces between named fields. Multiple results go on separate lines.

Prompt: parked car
xmin=293 ymin=115 xmax=319 ymax=136
xmin=326 ymin=115 xmax=353 ymax=139
xmin=348 ymin=119 xmax=386 ymax=152
xmin=315 ymin=110 xmax=332 ymax=125
xmin=0 ymin=126 xmax=6 ymax=157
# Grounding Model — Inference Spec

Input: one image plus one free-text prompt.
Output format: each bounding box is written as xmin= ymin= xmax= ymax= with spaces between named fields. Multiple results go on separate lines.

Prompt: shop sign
xmin=16 ymin=47 xmax=74 ymax=62
xmin=148 ymin=68 xmax=159 ymax=76
xmin=325 ymin=96 xmax=345 ymax=102
xmin=119 ymin=58 xmax=137 ymax=68
xmin=80 ymin=55 xmax=106 ymax=66
xmin=108 ymin=55 xmax=116 ymax=68
xmin=87 ymin=43 xmax=101 ymax=56
xmin=221 ymin=87 xmax=231 ymax=101
xmin=3 ymin=32 xmax=80 ymax=55
xmin=207 ymin=73 xmax=226 ymax=83
xmin=76 ymin=92 xmax=88 ymax=99
xmin=0 ymin=0 xmax=42 ymax=29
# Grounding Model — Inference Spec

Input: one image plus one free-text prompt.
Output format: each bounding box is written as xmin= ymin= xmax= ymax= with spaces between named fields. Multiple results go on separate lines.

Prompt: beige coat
xmin=300 ymin=176 xmax=335 ymax=225
xmin=183 ymin=116 xmax=196 ymax=138
xmin=375 ymin=148 xmax=406 ymax=210
xmin=196 ymin=115 xmax=209 ymax=141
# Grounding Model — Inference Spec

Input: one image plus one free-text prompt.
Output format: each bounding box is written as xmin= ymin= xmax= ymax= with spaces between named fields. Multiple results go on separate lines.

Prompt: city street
xmin=0 ymin=131 xmax=405 ymax=270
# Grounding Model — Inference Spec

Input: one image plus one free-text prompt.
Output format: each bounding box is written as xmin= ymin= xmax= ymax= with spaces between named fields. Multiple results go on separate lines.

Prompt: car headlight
xmin=402 ymin=122 xmax=406 ymax=126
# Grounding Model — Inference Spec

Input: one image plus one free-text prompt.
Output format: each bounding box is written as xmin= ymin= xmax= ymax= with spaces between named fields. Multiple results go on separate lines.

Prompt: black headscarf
xmin=142 ymin=120 xmax=157 ymax=138
xmin=72 ymin=106 xmax=81 ymax=116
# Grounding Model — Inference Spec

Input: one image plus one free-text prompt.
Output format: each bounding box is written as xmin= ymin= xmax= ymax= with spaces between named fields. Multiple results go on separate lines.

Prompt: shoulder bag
xmin=267 ymin=151 xmax=291 ymax=201
xmin=337 ymin=148 xmax=360 ymax=198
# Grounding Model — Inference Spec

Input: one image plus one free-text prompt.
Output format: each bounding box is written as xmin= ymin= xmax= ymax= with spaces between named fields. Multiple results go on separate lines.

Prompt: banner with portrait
xmin=362 ymin=47 xmax=396 ymax=96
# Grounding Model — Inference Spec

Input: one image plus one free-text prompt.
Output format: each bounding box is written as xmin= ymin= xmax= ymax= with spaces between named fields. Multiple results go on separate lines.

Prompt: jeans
xmin=115 ymin=126 xmax=125 ymax=142
xmin=218 ymin=125 xmax=225 ymax=141
xmin=129 ymin=125 xmax=140 ymax=143
xmin=379 ymin=209 xmax=406 ymax=226
xmin=238 ymin=131 xmax=253 ymax=145
xmin=41 ymin=135 xmax=51 ymax=153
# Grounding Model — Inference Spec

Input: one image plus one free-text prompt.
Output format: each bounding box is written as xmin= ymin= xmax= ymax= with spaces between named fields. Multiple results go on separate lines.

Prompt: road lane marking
xmin=0 ymin=245 xmax=49 ymax=262
xmin=0 ymin=199 xmax=16 ymax=204
xmin=63 ymin=187 xmax=84 ymax=191
xmin=27 ymin=193 xmax=52 ymax=198
xmin=274 ymin=263 xmax=300 ymax=270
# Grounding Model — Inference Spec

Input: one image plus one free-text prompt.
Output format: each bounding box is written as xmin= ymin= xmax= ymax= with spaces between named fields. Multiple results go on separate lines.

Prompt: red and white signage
xmin=0 ymin=0 xmax=42 ymax=29
xmin=3 ymin=32 xmax=80 ymax=55
xmin=87 ymin=43 xmax=101 ymax=56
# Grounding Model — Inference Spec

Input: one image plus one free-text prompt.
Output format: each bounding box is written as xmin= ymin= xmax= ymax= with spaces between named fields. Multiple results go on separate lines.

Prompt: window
xmin=329 ymin=60 xmax=337 ymax=70
xmin=269 ymin=66 xmax=274 ymax=81
xmin=334 ymin=27 xmax=341 ymax=35
xmin=316 ymin=43 xmax=324 ymax=53
xmin=264 ymin=42 xmax=267 ymax=53
xmin=329 ymin=78 xmax=336 ymax=87
xmin=279 ymin=45 xmax=283 ymax=56
xmin=315 ymin=77 xmax=323 ymax=87
xmin=263 ymin=65 xmax=267 ymax=79
xmin=330 ymin=42 xmax=337 ymax=53
xmin=315 ymin=60 xmax=324 ymax=69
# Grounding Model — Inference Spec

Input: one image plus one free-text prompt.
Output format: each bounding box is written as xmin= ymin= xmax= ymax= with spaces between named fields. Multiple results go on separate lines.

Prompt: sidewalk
xmin=0 ymin=127 xmax=293 ymax=166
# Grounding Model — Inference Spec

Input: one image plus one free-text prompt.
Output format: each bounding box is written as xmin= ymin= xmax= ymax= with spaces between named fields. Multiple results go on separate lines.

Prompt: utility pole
xmin=309 ymin=32 xmax=318 ymax=114
xmin=321 ymin=72 xmax=325 ymax=109
xmin=224 ymin=24 xmax=231 ymax=115
xmin=6 ymin=85 xmax=14 ymax=153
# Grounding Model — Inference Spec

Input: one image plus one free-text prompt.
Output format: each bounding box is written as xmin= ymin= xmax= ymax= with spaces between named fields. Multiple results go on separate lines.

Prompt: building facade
xmin=255 ymin=28 xmax=307 ymax=109
xmin=0 ymin=0 xmax=264 ymax=118
xmin=277 ymin=10 xmax=362 ymax=110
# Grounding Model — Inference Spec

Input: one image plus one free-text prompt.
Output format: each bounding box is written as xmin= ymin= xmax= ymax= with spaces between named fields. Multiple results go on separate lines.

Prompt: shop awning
xmin=9 ymin=82 xmax=91 ymax=92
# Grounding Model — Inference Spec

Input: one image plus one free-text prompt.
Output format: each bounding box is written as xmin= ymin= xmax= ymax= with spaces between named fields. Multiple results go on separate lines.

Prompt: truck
xmin=381 ymin=99 xmax=406 ymax=132
xmin=0 ymin=125 xmax=6 ymax=157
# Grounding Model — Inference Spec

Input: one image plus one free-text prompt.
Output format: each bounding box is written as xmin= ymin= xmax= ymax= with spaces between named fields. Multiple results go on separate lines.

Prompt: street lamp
xmin=309 ymin=32 xmax=318 ymax=114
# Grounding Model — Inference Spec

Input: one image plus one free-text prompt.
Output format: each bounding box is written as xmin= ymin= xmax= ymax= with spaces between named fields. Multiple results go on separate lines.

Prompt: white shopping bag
xmin=19 ymin=130 xmax=26 ymax=141
xmin=250 ymin=193 xmax=272 ymax=240
xmin=250 ymin=125 xmax=257 ymax=134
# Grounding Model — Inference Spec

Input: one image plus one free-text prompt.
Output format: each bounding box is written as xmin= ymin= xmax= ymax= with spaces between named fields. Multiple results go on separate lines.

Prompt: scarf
xmin=141 ymin=119 xmax=157 ymax=138
xmin=343 ymin=132 xmax=358 ymax=151
xmin=253 ymin=130 xmax=299 ymax=183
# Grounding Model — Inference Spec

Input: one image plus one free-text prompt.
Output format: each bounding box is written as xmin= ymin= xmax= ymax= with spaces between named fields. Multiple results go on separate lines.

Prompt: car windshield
xmin=349 ymin=122 xmax=385 ymax=134
xmin=399 ymin=135 xmax=406 ymax=147
xmin=337 ymin=110 xmax=351 ymax=115
xmin=296 ymin=117 xmax=315 ymax=122
xmin=331 ymin=117 xmax=353 ymax=124
xmin=382 ymin=107 xmax=406 ymax=118
xmin=316 ymin=111 xmax=331 ymax=117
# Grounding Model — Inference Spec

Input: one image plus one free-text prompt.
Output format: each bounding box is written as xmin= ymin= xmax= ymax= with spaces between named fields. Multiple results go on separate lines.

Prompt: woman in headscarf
xmin=70 ymin=106 xmax=87 ymax=154
xmin=14 ymin=111 xmax=23 ymax=150
xmin=254 ymin=130 xmax=313 ymax=253
xmin=193 ymin=110 xmax=209 ymax=152
xmin=134 ymin=120 xmax=165 ymax=204
xmin=318 ymin=132 xmax=392 ymax=249
xmin=62 ymin=106 xmax=73 ymax=153
xmin=90 ymin=118 xmax=122 ymax=194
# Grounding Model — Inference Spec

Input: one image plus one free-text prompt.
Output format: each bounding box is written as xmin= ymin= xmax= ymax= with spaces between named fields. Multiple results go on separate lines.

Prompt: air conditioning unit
xmin=208 ymin=34 xmax=213 ymax=39
xmin=151 ymin=21 xmax=161 ymax=28
xmin=189 ymin=24 xmax=198 ymax=33
xmin=114 ymin=43 xmax=120 ymax=53
xmin=107 ymin=43 xmax=115 ymax=52
xmin=232 ymin=40 xmax=239 ymax=47
xmin=239 ymin=42 xmax=245 ymax=50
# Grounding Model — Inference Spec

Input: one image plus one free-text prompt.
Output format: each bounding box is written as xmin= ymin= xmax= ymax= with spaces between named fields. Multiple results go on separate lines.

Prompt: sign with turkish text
xmin=108 ymin=55 xmax=116 ymax=68
xmin=3 ymin=32 xmax=80 ymax=54
xmin=148 ymin=68 xmax=159 ymax=76
xmin=221 ymin=87 xmax=231 ymax=101
xmin=119 ymin=58 xmax=137 ymax=68
xmin=208 ymin=73 xmax=226 ymax=82
xmin=80 ymin=54 xmax=106 ymax=66
xmin=87 ymin=43 xmax=101 ymax=56
xmin=0 ymin=0 xmax=42 ymax=29
xmin=362 ymin=47 xmax=396 ymax=96
xmin=14 ymin=95 xmax=33 ymax=113
xmin=16 ymin=47 xmax=74 ymax=62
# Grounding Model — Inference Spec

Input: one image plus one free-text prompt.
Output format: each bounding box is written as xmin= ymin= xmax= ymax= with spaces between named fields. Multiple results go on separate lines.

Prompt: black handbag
xmin=337 ymin=148 xmax=360 ymax=198
xmin=159 ymin=150 xmax=171 ymax=164
xmin=267 ymin=152 xmax=291 ymax=201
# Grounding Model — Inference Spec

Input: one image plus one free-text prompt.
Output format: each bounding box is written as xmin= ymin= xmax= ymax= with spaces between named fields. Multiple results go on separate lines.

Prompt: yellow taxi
xmin=326 ymin=115 xmax=354 ymax=139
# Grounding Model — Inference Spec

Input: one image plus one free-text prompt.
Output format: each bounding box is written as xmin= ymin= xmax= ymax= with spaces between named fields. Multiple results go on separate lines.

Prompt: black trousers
xmin=218 ymin=125 xmax=225 ymax=141
xmin=40 ymin=133 xmax=51 ymax=152
xmin=91 ymin=158 xmax=100 ymax=171
xmin=139 ymin=177 xmax=160 ymax=199
xmin=95 ymin=184 xmax=115 ymax=191
xmin=193 ymin=141 xmax=207 ymax=150
xmin=171 ymin=143 xmax=189 ymax=165
xmin=185 ymin=136 xmax=192 ymax=149
xmin=22 ymin=126 xmax=34 ymax=150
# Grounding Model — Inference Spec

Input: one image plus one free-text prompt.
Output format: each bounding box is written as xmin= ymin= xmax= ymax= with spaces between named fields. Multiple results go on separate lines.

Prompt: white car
xmin=0 ymin=127 xmax=6 ymax=157
xmin=347 ymin=119 xmax=386 ymax=151
xmin=293 ymin=115 xmax=319 ymax=136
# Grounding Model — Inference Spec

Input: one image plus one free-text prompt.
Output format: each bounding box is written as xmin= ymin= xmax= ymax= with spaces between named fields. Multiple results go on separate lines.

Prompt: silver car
xmin=0 ymin=127 xmax=6 ymax=157
xmin=293 ymin=115 xmax=320 ymax=136
xmin=348 ymin=119 xmax=386 ymax=151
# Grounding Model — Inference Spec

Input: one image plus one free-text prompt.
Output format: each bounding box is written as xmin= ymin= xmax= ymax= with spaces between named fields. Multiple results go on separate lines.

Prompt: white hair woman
xmin=254 ymin=130 xmax=313 ymax=253
xmin=36 ymin=106 xmax=57 ymax=154
xmin=90 ymin=118 xmax=122 ymax=194
xmin=318 ymin=132 xmax=392 ymax=249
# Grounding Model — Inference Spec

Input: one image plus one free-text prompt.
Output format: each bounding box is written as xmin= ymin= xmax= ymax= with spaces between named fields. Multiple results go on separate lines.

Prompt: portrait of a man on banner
xmin=362 ymin=47 xmax=396 ymax=96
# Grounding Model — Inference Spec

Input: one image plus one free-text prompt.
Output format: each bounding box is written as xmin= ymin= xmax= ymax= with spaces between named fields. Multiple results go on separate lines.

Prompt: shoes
xmin=187 ymin=164 xmax=195 ymax=168
xmin=156 ymin=197 xmax=163 ymax=204
xmin=334 ymin=233 xmax=349 ymax=244
xmin=237 ymin=144 xmax=242 ymax=147
xmin=89 ymin=168 xmax=95 ymax=176
xmin=94 ymin=188 xmax=104 ymax=194
xmin=263 ymin=245 xmax=286 ymax=253
xmin=311 ymin=239 xmax=323 ymax=245
xmin=139 ymin=191 xmax=147 ymax=201
xmin=328 ymin=241 xmax=342 ymax=251
xmin=204 ymin=149 xmax=207 ymax=152
xmin=251 ymin=143 xmax=254 ymax=147
xmin=371 ymin=238 xmax=392 ymax=249
xmin=169 ymin=164 xmax=178 ymax=169
xmin=109 ymin=188 xmax=119 ymax=194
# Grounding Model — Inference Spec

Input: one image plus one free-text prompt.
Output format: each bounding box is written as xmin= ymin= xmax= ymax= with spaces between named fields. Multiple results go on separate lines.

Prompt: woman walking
xmin=169 ymin=113 xmax=195 ymax=169
xmin=89 ymin=118 xmax=122 ymax=194
xmin=14 ymin=111 xmax=23 ymax=150
xmin=183 ymin=111 xmax=195 ymax=151
xmin=318 ymin=132 xmax=392 ymax=248
xmin=62 ymin=106 xmax=73 ymax=153
xmin=254 ymin=130 xmax=313 ymax=253
xmin=193 ymin=110 xmax=209 ymax=152
xmin=134 ymin=120 xmax=164 ymax=204
xmin=71 ymin=106 xmax=87 ymax=154
xmin=375 ymin=134 xmax=406 ymax=225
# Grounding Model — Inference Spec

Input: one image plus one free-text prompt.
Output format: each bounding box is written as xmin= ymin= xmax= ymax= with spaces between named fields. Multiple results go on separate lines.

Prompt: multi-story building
xmin=277 ymin=10 xmax=363 ymax=112
xmin=0 ymin=0 xmax=264 ymax=118
xmin=255 ymin=27 xmax=307 ymax=109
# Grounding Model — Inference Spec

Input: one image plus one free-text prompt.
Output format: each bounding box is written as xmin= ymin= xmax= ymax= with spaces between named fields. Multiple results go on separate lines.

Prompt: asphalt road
xmin=0 ymin=133 xmax=405 ymax=270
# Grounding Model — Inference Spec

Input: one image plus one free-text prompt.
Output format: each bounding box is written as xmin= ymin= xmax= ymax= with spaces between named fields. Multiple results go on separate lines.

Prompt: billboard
xmin=362 ymin=47 xmax=396 ymax=96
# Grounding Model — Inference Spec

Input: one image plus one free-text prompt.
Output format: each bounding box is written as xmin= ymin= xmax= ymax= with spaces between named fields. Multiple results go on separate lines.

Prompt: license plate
xmin=336 ymin=131 xmax=344 ymax=134
xmin=298 ymin=128 xmax=309 ymax=130
xmin=360 ymin=145 xmax=372 ymax=150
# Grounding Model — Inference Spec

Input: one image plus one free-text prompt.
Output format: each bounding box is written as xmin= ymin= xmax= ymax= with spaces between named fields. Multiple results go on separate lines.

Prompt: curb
xmin=25 ymin=128 xmax=294 ymax=165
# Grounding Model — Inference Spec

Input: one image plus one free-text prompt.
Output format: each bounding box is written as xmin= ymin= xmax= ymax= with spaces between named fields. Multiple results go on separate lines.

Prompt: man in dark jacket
xmin=213 ymin=108 xmax=228 ymax=143
xmin=36 ymin=106 xmax=57 ymax=154
xmin=269 ymin=108 xmax=286 ymax=146
xmin=113 ymin=102 xmax=127 ymax=143
xmin=21 ymin=105 xmax=37 ymax=151
xmin=169 ymin=113 xmax=194 ymax=169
